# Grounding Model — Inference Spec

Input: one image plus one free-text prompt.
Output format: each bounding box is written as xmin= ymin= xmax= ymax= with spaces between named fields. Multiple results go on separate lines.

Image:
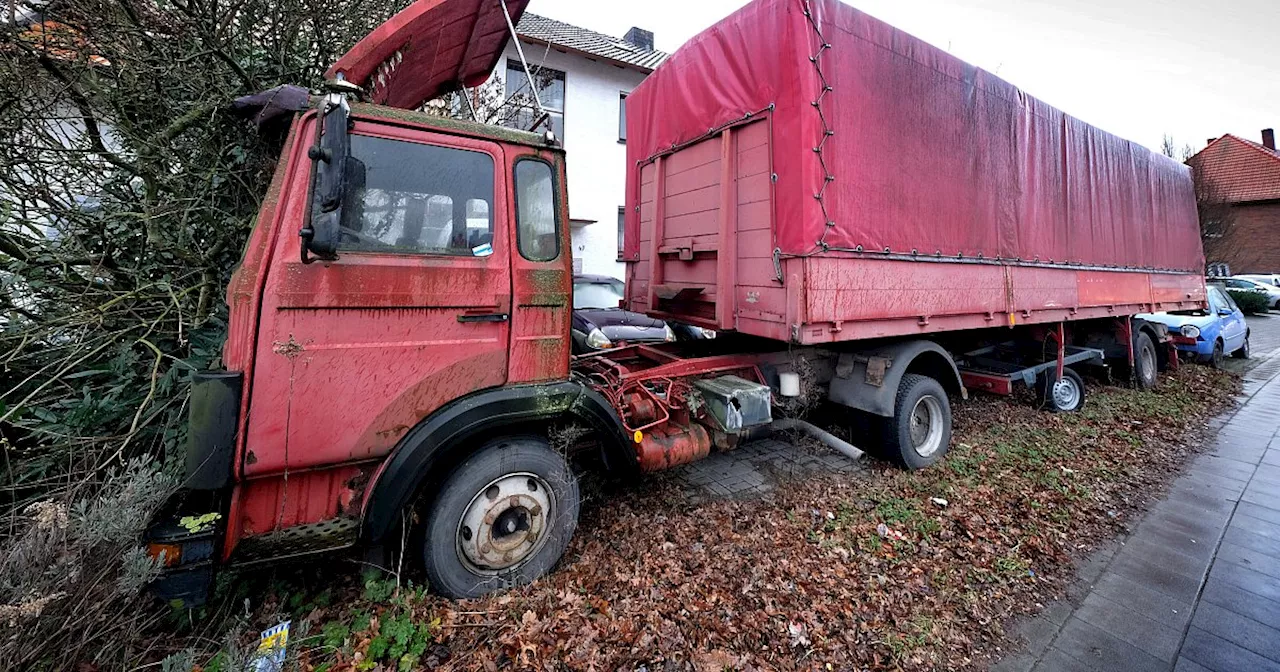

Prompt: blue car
xmin=1138 ymin=284 xmax=1249 ymax=367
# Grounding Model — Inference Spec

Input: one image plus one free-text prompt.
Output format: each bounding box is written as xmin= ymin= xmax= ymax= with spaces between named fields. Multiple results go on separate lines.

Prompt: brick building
xmin=1188 ymin=130 xmax=1280 ymax=274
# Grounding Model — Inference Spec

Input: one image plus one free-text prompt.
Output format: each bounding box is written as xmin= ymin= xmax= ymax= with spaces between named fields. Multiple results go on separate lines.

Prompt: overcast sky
xmin=525 ymin=0 xmax=1280 ymax=154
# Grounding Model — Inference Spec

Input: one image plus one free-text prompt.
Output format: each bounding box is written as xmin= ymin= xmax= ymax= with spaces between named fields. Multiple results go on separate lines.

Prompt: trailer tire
xmin=419 ymin=436 xmax=579 ymax=599
xmin=1036 ymin=367 xmax=1086 ymax=413
xmin=1133 ymin=331 xmax=1158 ymax=390
xmin=881 ymin=374 xmax=952 ymax=470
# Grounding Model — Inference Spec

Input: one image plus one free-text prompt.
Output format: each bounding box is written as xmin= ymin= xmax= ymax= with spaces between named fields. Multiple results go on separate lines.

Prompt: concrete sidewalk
xmin=996 ymin=355 xmax=1280 ymax=672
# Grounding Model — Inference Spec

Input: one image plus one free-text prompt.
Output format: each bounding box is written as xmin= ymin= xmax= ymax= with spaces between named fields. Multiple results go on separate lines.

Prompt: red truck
xmin=147 ymin=0 xmax=1206 ymax=602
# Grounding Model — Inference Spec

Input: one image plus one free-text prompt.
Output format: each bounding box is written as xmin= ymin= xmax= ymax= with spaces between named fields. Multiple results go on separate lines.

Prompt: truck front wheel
xmin=420 ymin=437 xmax=579 ymax=599
xmin=881 ymin=373 xmax=952 ymax=470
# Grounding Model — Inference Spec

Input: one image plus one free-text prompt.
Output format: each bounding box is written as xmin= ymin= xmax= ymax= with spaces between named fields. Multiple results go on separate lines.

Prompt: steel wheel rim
xmin=1052 ymin=376 xmax=1081 ymax=410
xmin=1140 ymin=344 xmax=1156 ymax=382
xmin=456 ymin=472 xmax=555 ymax=576
xmin=909 ymin=395 xmax=945 ymax=457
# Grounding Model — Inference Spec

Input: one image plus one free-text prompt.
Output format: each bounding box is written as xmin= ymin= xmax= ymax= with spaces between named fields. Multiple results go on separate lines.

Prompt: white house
xmin=495 ymin=13 xmax=667 ymax=280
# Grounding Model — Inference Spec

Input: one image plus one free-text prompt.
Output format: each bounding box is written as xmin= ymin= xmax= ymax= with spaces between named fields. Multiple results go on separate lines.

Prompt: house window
xmin=618 ymin=93 xmax=627 ymax=142
xmin=514 ymin=159 xmax=560 ymax=262
xmin=338 ymin=134 xmax=494 ymax=256
xmin=505 ymin=60 xmax=565 ymax=139
xmin=617 ymin=206 xmax=626 ymax=260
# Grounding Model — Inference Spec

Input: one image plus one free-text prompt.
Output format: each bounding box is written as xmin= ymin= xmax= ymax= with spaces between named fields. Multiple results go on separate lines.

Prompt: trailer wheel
xmin=420 ymin=436 xmax=579 ymax=599
xmin=882 ymin=374 xmax=952 ymax=470
xmin=1133 ymin=331 xmax=1158 ymax=389
xmin=1036 ymin=368 xmax=1086 ymax=413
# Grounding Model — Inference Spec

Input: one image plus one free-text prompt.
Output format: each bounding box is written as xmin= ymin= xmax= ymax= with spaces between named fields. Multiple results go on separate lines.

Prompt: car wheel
xmin=1210 ymin=340 xmax=1225 ymax=369
xmin=1233 ymin=334 xmax=1251 ymax=359
xmin=420 ymin=436 xmax=579 ymax=599
xmin=1036 ymin=368 xmax=1086 ymax=412
xmin=1132 ymin=331 xmax=1158 ymax=390
xmin=879 ymin=374 xmax=951 ymax=470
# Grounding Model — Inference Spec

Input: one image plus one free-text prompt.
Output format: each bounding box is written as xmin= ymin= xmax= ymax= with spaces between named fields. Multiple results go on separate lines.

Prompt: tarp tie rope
xmin=803 ymin=0 xmax=836 ymax=251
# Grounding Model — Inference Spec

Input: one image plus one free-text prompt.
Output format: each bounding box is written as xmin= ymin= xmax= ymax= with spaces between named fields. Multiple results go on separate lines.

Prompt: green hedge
xmin=1227 ymin=290 xmax=1271 ymax=315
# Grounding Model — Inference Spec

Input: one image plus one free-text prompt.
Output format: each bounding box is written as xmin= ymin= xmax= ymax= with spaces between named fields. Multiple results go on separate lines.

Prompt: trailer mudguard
xmin=828 ymin=340 xmax=965 ymax=417
xmin=360 ymin=381 xmax=632 ymax=543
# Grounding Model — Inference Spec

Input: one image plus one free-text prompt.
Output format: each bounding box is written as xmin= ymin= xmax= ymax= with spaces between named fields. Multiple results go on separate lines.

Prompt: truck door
xmin=242 ymin=118 xmax=512 ymax=478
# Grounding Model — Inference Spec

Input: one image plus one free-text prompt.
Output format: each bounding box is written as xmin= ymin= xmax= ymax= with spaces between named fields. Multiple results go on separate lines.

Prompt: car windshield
xmin=573 ymin=280 xmax=624 ymax=309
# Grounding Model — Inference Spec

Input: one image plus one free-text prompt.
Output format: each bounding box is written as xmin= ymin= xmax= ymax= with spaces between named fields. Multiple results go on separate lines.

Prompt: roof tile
xmin=1189 ymin=134 xmax=1280 ymax=203
xmin=515 ymin=13 xmax=667 ymax=72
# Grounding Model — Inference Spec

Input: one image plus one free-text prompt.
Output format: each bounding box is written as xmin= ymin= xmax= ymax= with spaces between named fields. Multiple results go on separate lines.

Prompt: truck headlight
xmin=664 ymin=324 xmax=677 ymax=342
xmin=1181 ymin=324 xmax=1200 ymax=339
xmin=586 ymin=328 xmax=612 ymax=349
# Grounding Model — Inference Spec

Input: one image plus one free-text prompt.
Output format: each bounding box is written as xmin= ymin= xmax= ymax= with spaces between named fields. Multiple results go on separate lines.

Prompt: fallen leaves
xmin=186 ymin=367 xmax=1238 ymax=672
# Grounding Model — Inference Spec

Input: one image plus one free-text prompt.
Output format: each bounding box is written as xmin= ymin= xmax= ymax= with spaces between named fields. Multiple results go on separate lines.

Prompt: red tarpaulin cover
xmin=327 ymin=0 xmax=530 ymax=110
xmin=624 ymin=0 xmax=1204 ymax=272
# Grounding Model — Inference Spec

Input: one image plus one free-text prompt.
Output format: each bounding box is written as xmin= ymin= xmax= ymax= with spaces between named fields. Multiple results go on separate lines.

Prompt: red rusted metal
xmin=958 ymin=371 xmax=1015 ymax=396
xmin=219 ymin=109 xmax=572 ymax=557
xmin=635 ymin=423 xmax=711 ymax=471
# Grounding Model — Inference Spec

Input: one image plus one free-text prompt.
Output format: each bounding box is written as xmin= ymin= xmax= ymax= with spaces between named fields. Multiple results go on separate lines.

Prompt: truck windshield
xmin=339 ymin=135 xmax=495 ymax=256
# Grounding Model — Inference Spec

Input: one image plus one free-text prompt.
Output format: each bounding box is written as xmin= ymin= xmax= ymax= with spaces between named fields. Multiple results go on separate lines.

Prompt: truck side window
xmin=514 ymin=159 xmax=559 ymax=262
xmin=338 ymin=134 xmax=495 ymax=256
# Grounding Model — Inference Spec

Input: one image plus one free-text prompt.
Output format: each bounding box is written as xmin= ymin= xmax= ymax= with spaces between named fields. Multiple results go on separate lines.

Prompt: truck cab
xmin=152 ymin=84 xmax=649 ymax=600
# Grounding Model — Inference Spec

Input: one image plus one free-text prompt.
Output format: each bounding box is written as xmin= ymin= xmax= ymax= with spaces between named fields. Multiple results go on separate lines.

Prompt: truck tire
xmin=1036 ymin=367 xmax=1086 ymax=413
xmin=1133 ymin=331 xmax=1158 ymax=390
xmin=420 ymin=436 xmax=579 ymax=599
xmin=881 ymin=374 xmax=951 ymax=470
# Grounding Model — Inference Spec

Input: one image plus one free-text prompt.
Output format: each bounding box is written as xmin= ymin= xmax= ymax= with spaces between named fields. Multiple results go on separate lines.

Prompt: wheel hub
xmin=909 ymin=395 xmax=945 ymax=457
xmin=457 ymin=473 xmax=554 ymax=574
xmin=1051 ymin=376 xmax=1080 ymax=410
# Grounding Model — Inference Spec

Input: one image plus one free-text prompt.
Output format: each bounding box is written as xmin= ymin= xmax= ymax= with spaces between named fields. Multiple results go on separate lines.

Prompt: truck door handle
xmin=457 ymin=312 xmax=509 ymax=323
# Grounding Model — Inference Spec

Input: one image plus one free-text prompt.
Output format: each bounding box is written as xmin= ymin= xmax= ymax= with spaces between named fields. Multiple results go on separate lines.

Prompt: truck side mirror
xmin=300 ymin=93 xmax=351 ymax=263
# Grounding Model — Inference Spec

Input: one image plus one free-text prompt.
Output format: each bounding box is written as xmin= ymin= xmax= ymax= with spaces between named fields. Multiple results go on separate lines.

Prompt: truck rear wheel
xmin=1133 ymin=331 xmax=1158 ymax=389
xmin=881 ymin=374 xmax=952 ymax=470
xmin=420 ymin=436 xmax=579 ymax=599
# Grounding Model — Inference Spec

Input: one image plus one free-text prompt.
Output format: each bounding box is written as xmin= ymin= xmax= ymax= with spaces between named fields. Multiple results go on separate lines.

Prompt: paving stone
xmin=1107 ymin=551 xmax=1204 ymax=603
xmin=1155 ymin=494 xmax=1236 ymax=520
xmin=990 ymin=651 xmax=1036 ymax=672
xmin=1242 ymin=488 xmax=1280 ymax=513
xmin=1050 ymin=617 xmax=1167 ymax=672
xmin=1188 ymin=454 xmax=1258 ymax=483
xmin=1175 ymin=470 xmax=1249 ymax=496
xmin=1072 ymin=592 xmax=1183 ymax=662
xmin=1173 ymin=657 xmax=1213 ymax=672
xmin=1238 ymin=500 xmax=1280 ymax=525
xmin=1127 ymin=520 xmax=1218 ymax=563
xmin=1191 ymin=601 xmax=1280 ymax=662
xmin=1228 ymin=512 xmax=1280 ymax=542
xmin=1013 ymin=615 xmax=1060 ymax=658
xmin=1209 ymin=559 xmax=1280 ymax=602
xmin=1032 ymin=648 xmax=1098 ymax=672
xmin=1170 ymin=478 xmax=1244 ymax=506
xmin=1179 ymin=626 xmax=1280 ymax=672
xmin=1089 ymin=571 xmax=1193 ymax=631
xmin=1145 ymin=506 xmax=1231 ymax=541
xmin=1205 ymin=442 xmax=1268 ymax=465
xmin=1262 ymin=449 xmax=1280 ymax=467
xmin=1216 ymin=541 xmax=1280 ymax=580
xmin=1040 ymin=600 xmax=1074 ymax=626
xmin=1200 ymin=574 xmax=1280 ymax=628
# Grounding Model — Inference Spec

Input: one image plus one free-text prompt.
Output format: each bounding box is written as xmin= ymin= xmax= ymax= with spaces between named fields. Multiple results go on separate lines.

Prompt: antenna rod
xmin=498 ymin=0 xmax=549 ymax=130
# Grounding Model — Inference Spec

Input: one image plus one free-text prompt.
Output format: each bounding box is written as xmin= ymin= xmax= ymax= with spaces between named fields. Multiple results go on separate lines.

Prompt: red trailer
xmin=622 ymin=0 xmax=1205 ymax=342
xmin=145 ymin=0 xmax=1211 ymax=604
